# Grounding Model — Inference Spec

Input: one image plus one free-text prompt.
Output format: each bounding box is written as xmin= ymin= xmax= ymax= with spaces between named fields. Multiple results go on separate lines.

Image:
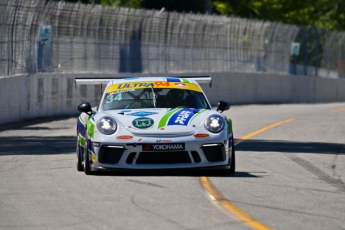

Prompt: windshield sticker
xmin=110 ymin=89 xmax=135 ymax=94
xmin=107 ymin=81 xmax=202 ymax=93
xmin=105 ymin=93 xmax=122 ymax=104
xmin=118 ymin=82 xmax=169 ymax=89
xmin=126 ymin=111 xmax=159 ymax=117
xmin=165 ymin=78 xmax=181 ymax=82
xmin=174 ymin=83 xmax=187 ymax=88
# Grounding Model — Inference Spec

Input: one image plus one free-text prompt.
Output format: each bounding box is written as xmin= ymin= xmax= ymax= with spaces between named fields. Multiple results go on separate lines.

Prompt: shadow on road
xmin=87 ymin=170 xmax=261 ymax=178
xmin=1 ymin=136 xmax=344 ymax=156
xmin=0 ymin=136 xmax=76 ymax=155
xmin=235 ymin=139 xmax=345 ymax=155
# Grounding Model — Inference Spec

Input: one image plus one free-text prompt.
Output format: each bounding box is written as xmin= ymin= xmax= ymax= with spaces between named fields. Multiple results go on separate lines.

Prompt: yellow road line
xmin=330 ymin=108 xmax=345 ymax=113
xmin=200 ymin=177 xmax=271 ymax=230
xmin=235 ymin=118 xmax=295 ymax=144
xmin=200 ymin=118 xmax=295 ymax=230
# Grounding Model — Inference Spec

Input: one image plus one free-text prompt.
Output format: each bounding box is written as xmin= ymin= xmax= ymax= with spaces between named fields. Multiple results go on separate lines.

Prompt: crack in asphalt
xmin=126 ymin=179 xmax=165 ymax=188
xmin=232 ymin=199 xmax=344 ymax=221
xmin=130 ymin=194 xmax=186 ymax=229
xmin=284 ymin=153 xmax=345 ymax=192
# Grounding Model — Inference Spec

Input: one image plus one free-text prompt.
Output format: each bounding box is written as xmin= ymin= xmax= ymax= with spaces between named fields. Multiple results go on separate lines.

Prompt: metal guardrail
xmin=0 ymin=0 xmax=344 ymax=78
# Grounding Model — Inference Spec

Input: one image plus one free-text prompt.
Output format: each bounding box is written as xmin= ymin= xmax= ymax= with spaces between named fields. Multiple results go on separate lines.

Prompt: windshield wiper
xmin=150 ymin=85 xmax=156 ymax=108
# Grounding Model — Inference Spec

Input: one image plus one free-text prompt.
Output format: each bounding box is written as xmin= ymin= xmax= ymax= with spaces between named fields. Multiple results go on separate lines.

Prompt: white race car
xmin=76 ymin=76 xmax=235 ymax=175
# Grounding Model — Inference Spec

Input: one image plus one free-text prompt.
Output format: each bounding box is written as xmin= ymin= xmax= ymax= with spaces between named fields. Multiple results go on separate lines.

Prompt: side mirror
xmin=216 ymin=100 xmax=230 ymax=113
xmin=78 ymin=102 xmax=92 ymax=115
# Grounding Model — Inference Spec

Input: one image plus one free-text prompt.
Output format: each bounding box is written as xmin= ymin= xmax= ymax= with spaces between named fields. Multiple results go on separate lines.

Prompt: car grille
xmin=98 ymin=146 xmax=124 ymax=164
xmin=201 ymin=144 xmax=226 ymax=162
xmin=136 ymin=151 xmax=191 ymax=164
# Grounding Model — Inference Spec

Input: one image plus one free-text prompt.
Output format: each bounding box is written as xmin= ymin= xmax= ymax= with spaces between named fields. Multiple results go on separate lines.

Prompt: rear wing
xmin=75 ymin=76 xmax=212 ymax=87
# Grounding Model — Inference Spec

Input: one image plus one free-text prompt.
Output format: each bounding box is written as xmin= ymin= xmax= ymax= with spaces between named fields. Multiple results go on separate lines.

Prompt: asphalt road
xmin=0 ymin=103 xmax=344 ymax=230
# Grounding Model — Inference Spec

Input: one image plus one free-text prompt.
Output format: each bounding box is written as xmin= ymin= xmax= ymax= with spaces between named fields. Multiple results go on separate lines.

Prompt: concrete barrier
xmin=1 ymin=72 xmax=345 ymax=126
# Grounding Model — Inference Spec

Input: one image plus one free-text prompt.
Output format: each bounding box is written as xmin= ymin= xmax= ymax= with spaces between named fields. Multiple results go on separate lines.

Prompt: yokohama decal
xmin=142 ymin=143 xmax=185 ymax=151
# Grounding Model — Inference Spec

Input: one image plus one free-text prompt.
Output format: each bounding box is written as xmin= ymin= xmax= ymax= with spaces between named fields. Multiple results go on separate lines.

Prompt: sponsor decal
xmin=167 ymin=109 xmax=193 ymax=126
xmin=174 ymin=83 xmax=187 ymax=88
xmin=194 ymin=133 xmax=210 ymax=139
xmin=158 ymin=108 xmax=206 ymax=129
xmin=156 ymin=140 xmax=172 ymax=143
xmin=132 ymin=117 xmax=154 ymax=129
xmin=117 ymin=82 xmax=170 ymax=89
xmin=142 ymin=143 xmax=185 ymax=151
xmin=166 ymin=78 xmax=181 ymax=82
xmin=110 ymin=89 xmax=135 ymax=94
xmin=116 ymin=135 xmax=133 ymax=140
xmin=107 ymin=81 xmax=203 ymax=93
xmin=126 ymin=111 xmax=159 ymax=117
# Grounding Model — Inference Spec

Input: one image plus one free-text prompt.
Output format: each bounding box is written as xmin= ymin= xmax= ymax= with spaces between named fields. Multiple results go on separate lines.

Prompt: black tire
xmin=215 ymin=134 xmax=236 ymax=176
xmin=76 ymin=140 xmax=84 ymax=172
xmin=83 ymin=137 xmax=92 ymax=175
xmin=228 ymin=134 xmax=236 ymax=175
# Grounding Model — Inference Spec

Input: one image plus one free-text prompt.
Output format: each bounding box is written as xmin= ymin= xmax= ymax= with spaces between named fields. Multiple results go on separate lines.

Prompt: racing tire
xmin=83 ymin=137 xmax=92 ymax=175
xmin=76 ymin=140 xmax=84 ymax=172
xmin=216 ymin=134 xmax=235 ymax=176
xmin=228 ymin=134 xmax=236 ymax=175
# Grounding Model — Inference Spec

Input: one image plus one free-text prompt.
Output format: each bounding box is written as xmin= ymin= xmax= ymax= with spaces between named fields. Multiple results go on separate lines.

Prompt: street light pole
xmin=205 ymin=0 xmax=211 ymax=14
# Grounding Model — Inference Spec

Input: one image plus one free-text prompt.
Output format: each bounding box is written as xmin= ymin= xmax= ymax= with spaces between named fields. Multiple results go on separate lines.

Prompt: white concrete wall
xmin=1 ymin=72 xmax=345 ymax=126
xmin=201 ymin=72 xmax=345 ymax=105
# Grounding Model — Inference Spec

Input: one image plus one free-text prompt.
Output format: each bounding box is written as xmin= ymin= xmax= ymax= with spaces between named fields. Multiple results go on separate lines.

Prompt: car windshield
xmin=101 ymin=85 xmax=210 ymax=110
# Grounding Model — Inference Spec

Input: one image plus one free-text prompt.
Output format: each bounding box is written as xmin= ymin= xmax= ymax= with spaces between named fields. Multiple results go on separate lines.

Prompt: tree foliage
xmin=213 ymin=0 xmax=345 ymax=31
xmin=61 ymin=0 xmax=345 ymax=31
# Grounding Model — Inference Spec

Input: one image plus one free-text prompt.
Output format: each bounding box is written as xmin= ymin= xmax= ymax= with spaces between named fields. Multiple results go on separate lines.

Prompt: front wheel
xmin=217 ymin=134 xmax=235 ymax=176
xmin=228 ymin=134 xmax=236 ymax=174
xmin=76 ymin=140 xmax=84 ymax=172
xmin=83 ymin=138 xmax=92 ymax=175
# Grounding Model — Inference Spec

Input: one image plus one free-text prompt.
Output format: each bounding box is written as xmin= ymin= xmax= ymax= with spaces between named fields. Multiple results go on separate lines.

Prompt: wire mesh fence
xmin=1 ymin=0 xmax=345 ymax=78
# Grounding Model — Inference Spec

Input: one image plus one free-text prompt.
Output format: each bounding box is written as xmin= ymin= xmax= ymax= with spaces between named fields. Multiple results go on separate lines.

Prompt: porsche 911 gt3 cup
xmin=75 ymin=76 xmax=235 ymax=175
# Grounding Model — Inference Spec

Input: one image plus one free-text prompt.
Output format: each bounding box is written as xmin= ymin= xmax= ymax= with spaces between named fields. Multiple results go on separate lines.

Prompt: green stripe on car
xmin=87 ymin=119 xmax=95 ymax=138
xmin=227 ymin=118 xmax=232 ymax=135
xmin=158 ymin=108 xmax=181 ymax=129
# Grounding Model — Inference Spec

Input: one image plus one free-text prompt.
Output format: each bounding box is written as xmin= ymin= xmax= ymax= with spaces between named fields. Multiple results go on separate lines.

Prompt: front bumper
xmin=88 ymin=134 xmax=232 ymax=171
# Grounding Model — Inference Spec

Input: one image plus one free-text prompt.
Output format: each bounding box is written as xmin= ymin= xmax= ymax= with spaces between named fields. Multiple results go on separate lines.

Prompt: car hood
xmin=102 ymin=108 xmax=212 ymax=135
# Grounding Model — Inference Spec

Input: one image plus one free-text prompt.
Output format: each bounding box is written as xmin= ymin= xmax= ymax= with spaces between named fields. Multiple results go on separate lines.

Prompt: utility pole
xmin=205 ymin=0 xmax=211 ymax=14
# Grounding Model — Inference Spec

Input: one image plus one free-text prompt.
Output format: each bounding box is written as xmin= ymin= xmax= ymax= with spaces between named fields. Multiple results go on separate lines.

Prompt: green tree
xmin=213 ymin=0 xmax=345 ymax=31
xmin=61 ymin=0 xmax=345 ymax=31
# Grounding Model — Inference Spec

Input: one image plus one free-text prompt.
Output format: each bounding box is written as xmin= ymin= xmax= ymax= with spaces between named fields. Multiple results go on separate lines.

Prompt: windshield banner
xmin=107 ymin=81 xmax=202 ymax=93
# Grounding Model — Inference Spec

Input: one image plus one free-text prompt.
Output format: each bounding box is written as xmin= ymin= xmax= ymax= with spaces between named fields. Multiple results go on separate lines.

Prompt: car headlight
xmin=204 ymin=115 xmax=225 ymax=133
xmin=96 ymin=116 xmax=117 ymax=135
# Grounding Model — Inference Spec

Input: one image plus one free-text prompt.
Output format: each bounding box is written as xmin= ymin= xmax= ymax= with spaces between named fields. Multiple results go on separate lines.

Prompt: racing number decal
xmin=105 ymin=93 xmax=122 ymax=104
xmin=154 ymin=82 xmax=170 ymax=87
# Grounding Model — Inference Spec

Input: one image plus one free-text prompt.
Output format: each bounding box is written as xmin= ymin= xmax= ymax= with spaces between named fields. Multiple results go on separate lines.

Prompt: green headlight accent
xmin=87 ymin=119 xmax=95 ymax=138
xmin=227 ymin=118 xmax=232 ymax=135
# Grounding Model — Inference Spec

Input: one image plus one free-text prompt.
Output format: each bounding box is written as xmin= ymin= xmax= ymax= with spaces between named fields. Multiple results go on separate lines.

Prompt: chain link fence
xmin=1 ymin=0 xmax=345 ymax=78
